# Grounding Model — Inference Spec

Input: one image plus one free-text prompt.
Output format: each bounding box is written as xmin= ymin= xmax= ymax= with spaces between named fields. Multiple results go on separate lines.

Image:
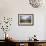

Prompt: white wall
xmin=0 ymin=0 xmax=46 ymax=40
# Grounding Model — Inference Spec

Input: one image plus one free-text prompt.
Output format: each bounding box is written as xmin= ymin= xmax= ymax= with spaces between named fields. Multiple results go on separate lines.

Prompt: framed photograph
xmin=18 ymin=14 xmax=34 ymax=26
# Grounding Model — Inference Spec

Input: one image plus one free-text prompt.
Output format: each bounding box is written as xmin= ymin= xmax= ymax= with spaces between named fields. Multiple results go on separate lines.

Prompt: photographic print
xmin=18 ymin=14 xmax=34 ymax=26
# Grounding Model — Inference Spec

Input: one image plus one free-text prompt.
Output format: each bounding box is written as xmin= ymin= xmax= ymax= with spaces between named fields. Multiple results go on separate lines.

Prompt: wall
xmin=0 ymin=0 xmax=46 ymax=40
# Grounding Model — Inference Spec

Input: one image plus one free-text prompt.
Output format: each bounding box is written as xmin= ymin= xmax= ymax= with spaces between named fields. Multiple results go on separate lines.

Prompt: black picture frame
xmin=18 ymin=14 xmax=34 ymax=26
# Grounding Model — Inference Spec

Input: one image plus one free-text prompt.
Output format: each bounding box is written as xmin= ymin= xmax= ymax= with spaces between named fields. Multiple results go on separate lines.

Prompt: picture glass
xmin=20 ymin=16 xmax=31 ymax=23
